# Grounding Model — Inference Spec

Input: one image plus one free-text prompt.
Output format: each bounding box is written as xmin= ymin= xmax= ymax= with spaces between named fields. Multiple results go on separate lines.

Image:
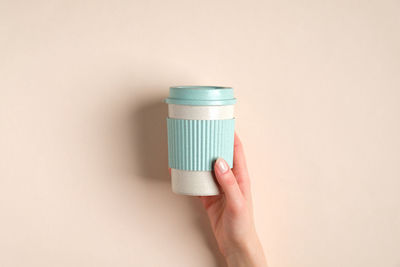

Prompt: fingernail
xmin=216 ymin=158 xmax=229 ymax=173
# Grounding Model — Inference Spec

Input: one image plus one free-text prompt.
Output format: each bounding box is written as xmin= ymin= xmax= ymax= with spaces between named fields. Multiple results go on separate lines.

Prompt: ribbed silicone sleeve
xmin=167 ymin=118 xmax=235 ymax=171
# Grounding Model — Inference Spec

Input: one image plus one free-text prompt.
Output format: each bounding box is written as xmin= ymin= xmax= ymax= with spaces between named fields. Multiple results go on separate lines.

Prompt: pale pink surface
xmin=1 ymin=1 xmax=400 ymax=267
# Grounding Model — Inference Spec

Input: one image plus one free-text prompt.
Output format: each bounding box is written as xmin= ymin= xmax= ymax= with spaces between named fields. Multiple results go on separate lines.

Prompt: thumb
xmin=214 ymin=158 xmax=244 ymax=212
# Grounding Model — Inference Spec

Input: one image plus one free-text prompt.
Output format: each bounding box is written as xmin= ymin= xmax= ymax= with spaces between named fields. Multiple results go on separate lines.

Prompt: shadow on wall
xmin=132 ymin=95 xmax=226 ymax=267
xmin=132 ymin=98 xmax=169 ymax=181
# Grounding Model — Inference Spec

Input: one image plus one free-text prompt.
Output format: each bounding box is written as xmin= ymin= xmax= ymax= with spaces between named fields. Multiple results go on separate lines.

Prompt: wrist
xmin=224 ymin=236 xmax=267 ymax=267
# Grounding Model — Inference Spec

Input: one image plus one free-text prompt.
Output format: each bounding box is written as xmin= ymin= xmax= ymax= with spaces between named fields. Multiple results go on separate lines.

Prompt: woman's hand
xmin=199 ymin=133 xmax=267 ymax=267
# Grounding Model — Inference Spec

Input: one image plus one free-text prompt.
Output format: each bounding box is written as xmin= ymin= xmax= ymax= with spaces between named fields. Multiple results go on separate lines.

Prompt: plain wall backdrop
xmin=1 ymin=0 xmax=399 ymax=266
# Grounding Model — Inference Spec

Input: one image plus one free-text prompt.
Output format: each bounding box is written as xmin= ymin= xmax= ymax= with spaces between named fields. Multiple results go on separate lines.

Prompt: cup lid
xmin=165 ymin=86 xmax=236 ymax=106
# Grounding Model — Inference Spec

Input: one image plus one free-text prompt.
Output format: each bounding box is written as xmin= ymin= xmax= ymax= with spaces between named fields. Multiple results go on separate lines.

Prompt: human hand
xmin=199 ymin=133 xmax=267 ymax=267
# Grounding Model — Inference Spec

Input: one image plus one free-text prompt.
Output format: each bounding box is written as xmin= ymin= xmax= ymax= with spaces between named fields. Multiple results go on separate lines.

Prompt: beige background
xmin=1 ymin=0 xmax=399 ymax=266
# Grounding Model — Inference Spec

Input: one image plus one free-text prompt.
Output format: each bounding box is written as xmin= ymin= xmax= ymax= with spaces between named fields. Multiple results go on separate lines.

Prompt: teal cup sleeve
xmin=167 ymin=118 xmax=235 ymax=171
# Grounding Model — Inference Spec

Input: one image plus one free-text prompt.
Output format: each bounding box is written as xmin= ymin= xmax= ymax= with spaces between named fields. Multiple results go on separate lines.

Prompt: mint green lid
xmin=165 ymin=86 xmax=236 ymax=106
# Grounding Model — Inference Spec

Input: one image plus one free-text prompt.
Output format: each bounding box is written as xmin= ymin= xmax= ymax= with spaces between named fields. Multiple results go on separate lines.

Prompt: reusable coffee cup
xmin=165 ymin=86 xmax=236 ymax=196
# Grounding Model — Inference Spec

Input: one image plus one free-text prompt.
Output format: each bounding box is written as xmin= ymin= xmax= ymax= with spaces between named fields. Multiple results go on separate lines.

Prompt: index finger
xmin=232 ymin=132 xmax=251 ymax=197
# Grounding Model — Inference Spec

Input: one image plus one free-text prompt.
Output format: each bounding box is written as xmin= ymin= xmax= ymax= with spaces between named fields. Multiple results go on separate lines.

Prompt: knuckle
xmin=228 ymin=198 xmax=246 ymax=216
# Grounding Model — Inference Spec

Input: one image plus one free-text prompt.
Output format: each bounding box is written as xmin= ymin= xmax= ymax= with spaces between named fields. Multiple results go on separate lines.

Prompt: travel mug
xmin=165 ymin=86 xmax=236 ymax=196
